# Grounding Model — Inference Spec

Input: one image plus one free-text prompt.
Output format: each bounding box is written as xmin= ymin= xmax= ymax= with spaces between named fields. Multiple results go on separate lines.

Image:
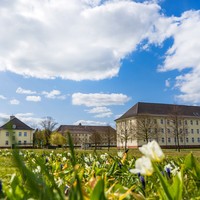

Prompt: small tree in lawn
xmin=33 ymin=129 xmax=46 ymax=148
xmin=50 ymin=132 xmax=66 ymax=147
xmin=40 ymin=116 xmax=58 ymax=146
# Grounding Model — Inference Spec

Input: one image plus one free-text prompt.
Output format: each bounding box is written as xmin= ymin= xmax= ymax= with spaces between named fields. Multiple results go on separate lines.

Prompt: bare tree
xmin=117 ymin=129 xmax=132 ymax=150
xmin=166 ymin=105 xmax=188 ymax=152
xmin=105 ymin=126 xmax=116 ymax=151
xmin=90 ymin=130 xmax=101 ymax=150
xmin=40 ymin=117 xmax=58 ymax=146
xmin=134 ymin=115 xmax=160 ymax=146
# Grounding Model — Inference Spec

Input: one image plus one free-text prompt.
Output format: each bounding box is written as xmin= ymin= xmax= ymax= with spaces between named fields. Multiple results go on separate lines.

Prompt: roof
xmin=116 ymin=102 xmax=200 ymax=121
xmin=0 ymin=116 xmax=34 ymax=131
xmin=57 ymin=124 xmax=116 ymax=134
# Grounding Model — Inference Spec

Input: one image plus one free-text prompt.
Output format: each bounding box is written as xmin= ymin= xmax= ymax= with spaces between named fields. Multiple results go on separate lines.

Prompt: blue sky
xmin=0 ymin=0 xmax=200 ymax=128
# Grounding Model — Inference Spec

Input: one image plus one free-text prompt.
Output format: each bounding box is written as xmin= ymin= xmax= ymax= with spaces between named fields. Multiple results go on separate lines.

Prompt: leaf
xmin=90 ymin=178 xmax=107 ymax=200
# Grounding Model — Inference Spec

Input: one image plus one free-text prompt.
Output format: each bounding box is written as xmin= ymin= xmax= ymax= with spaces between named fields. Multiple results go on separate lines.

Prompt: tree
xmin=40 ymin=117 xmax=58 ymax=146
xmin=105 ymin=125 xmax=116 ymax=151
xmin=50 ymin=132 xmax=66 ymax=147
xmin=90 ymin=130 xmax=101 ymax=150
xmin=132 ymin=115 xmax=160 ymax=146
xmin=166 ymin=105 xmax=188 ymax=152
xmin=33 ymin=129 xmax=46 ymax=148
xmin=117 ymin=129 xmax=132 ymax=150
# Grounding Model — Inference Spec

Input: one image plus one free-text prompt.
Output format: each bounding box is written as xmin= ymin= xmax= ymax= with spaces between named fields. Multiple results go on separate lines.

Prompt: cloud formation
xmin=73 ymin=119 xmax=107 ymax=126
xmin=42 ymin=90 xmax=66 ymax=100
xmin=0 ymin=0 xmax=160 ymax=81
xmin=26 ymin=96 xmax=41 ymax=102
xmin=72 ymin=92 xmax=130 ymax=107
xmin=86 ymin=106 xmax=113 ymax=118
xmin=16 ymin=87 xmax=36 ymax=94
xmin=10 ymin=99 xmax=20 ymax=105
xmin=0 ymin=95 xmax=6 ymax=100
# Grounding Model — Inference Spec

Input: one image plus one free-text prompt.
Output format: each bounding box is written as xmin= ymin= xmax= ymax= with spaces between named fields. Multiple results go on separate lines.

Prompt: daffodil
xmin=139 ymin=140 xmax=165 ymax=162
xmin=130 ymin=156 xmax=154 ymax=176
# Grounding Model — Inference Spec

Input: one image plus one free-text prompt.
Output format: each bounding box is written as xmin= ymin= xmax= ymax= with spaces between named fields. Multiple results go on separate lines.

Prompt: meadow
xmin=0 ymin=138 xmax=200 ymax=200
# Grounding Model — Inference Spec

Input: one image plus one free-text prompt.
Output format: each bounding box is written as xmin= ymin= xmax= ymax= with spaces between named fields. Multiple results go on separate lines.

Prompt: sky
xmin=0 ymin=0 xmax=200 ymax=129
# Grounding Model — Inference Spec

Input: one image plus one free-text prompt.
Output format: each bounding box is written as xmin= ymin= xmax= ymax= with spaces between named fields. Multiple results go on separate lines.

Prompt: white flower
xmin=130 ymin=156 xmax=154 ymax=176
xmin=62 ymin=156 xmax=67 ymax=162
xmin=139 ymin=140 xmax=165 ymax=162
xmin=171 ymin=166 xmax=180 ymax=176
xmin=164 ymin=163 xmax=173 ymax=172
xmin=117 ymin=151 xmax=123 ymax=158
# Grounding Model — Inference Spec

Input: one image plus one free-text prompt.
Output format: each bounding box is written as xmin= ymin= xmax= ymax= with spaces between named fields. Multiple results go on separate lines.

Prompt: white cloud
xmin=72 ymin=92 xmax=130 ymax=107
xmin=165 ymin=78 xmax=170 ymax=88
xmin=10 ymin=99 xmax=20 ymax=105
xmin=156 ymin=10 xmax=200 ymax=104
xmin=86 ymin=106 xmax=113 ymax=118
xmin=0 ymin=0 xmax=161 ymax=81
xmin=42 ymin=90 xmax=66 ymax=100
xmin=16 ymin=87 xmax=36 ymax=94
xmin=0 ymin=95 xmax=6 ymax=100
xmin=73 ymin=120 xmax=107 ymax=126
xmin=26 ymin=96 xmax=41 ymax=102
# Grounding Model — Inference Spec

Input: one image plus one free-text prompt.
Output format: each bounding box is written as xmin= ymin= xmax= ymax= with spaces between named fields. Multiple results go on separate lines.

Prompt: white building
xmin=116 ymin=102 xmax=200 ymax=149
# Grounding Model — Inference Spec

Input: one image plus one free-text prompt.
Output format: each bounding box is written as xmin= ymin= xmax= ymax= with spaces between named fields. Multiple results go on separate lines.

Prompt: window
xmin=160 ymin=119 xmax=164 ymax=124
xmin=186 ymin=138 xmax=189 ymax=143
xmin=161 ymin=128 xmax=164 ymax=133
xmin=162 ymin=138 xmax=164 ymax=143
xmin=191 ymin=120 xmax=193 ymax=125
xmin=5 ymin=141 xmax=9 ymax=145
xmin=167 ymin=120 xmax=170 ymax=125
xmin=191 ymin=129 xmax=194 ymax=134
xmin=192 ymin=138 xmax=194 ymax=143
xmin=19 ymin=132 xmax=22 ymax=136
xmin=167 ymin=129 xmax=170 ymax=134
xmin=196 ymin=120 xmax=199 ymax=125
xmin=18 ymin=141 xmax=21 ymax=144
xmin=6 ymin=132 xmax=9 ymax=137
xmin=185 ymin=129 xmax=188 ymax=134
xmin=198 ymin=138 xmax=200 ymax=143
xmin=155 ymin=128 xmax=157 ymax=133
xmin=179 ymin=120 xmax=182 ymax=125
xmin=24 ymin=141 xmax=27 ymax=144
xmin=24 ymin=132 xmax=27 ymax=137
xmin=197 ymin=129 xmax=199 ymax=134
xmin=168 ymin=138 xmax=171 ymax=143
xmin=185 ymin=120 xmax=187 ymax=125
xmin=180 ymin=137 xmax=183 ymax=143
xmin=180 ymin=128 xmax=182 ymax=133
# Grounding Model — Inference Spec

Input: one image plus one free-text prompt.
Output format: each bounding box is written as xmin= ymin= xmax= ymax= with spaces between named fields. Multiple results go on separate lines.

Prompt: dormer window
xmin=12 ymin=124 xmax=16 ymax=129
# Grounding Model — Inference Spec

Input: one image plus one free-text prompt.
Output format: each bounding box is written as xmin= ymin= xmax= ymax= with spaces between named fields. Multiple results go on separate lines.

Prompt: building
xmin=115 ymin=102 xmax=200 ymax=149
xmin=57 ymin=123 xmax=116 ymax=148
xmin=0 ymin=116 xmax=34 ymax=148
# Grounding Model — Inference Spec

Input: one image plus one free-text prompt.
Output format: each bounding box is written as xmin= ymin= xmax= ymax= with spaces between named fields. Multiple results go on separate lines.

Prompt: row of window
xmin=160 ymin=128 xmax=200 ymax=134
xmin=160 ymin=119 xmax=199 ymax=125
xmin=161 ymin=137 xmax=200 ymax=143
xmin=6 ymin=132 xmax=27 ymax=137
xmin=5 ymin=140 xmax=27 ymax=145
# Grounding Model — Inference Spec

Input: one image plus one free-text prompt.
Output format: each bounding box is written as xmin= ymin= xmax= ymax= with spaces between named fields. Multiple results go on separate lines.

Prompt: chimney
xmin=10 ymin=115 xmax=15 ymax=120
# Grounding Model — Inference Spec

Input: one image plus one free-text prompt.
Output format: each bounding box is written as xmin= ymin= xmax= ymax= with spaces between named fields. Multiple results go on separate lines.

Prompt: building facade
xmin=116 ymin=102 xmax=200 ymax=149
xmin=0 ymin=116 xmax=34 ymax=148
xmin=57 ymin=123 xmax=116 ymax=148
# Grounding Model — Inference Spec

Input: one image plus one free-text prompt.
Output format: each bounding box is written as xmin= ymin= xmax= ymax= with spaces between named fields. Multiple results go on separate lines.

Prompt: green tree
xmin=50 ymin=132 xmax=66 ymax=146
